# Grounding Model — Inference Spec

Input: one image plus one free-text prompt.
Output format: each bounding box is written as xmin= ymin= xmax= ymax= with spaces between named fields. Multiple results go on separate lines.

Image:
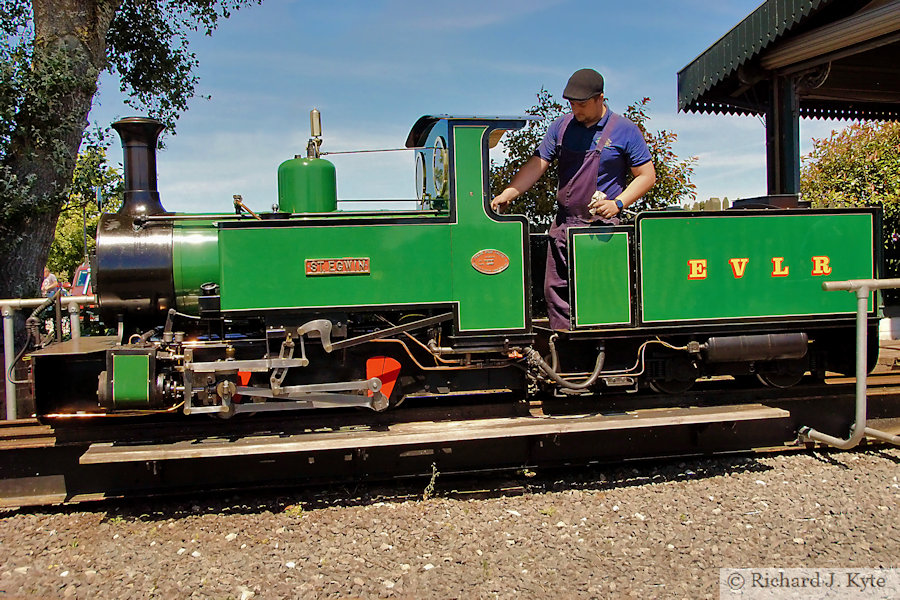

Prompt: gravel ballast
xmin=0 ymin=447 xmax=897 ymax=599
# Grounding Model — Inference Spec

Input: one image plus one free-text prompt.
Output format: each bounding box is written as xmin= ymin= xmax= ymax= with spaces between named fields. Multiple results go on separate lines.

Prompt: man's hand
xmin=588 ymin=191 xmax=620 ymax=219
xmin=490 ymin=156 xmax=551 ymax=213
xmin=491 ymin=189 xmax=517 ymax=213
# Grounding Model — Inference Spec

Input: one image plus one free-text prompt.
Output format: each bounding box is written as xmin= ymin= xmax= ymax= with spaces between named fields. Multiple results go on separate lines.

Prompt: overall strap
xmin=556 ymin=110 xmax=620 ymax=153
xmin=555 ymin=113 xmax=576 ymax=149
xmin=592 ymin=111 xmax=621 ymax=154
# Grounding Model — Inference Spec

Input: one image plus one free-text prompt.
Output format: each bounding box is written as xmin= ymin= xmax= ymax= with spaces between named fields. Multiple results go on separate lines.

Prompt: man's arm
xmin=41 ymin=275 xmax=57 ymax=293
xmin=588 ymin=161 xmax=657 ymax=219
xmin=490 ymin=155 xmax=551 ymax=212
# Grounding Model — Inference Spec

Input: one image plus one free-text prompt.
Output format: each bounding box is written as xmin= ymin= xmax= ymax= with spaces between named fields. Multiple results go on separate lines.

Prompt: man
xmin=41 ymin=267 xmax=59 ymax=297
xmin=492 ymin=68 xmax=656 ymax=330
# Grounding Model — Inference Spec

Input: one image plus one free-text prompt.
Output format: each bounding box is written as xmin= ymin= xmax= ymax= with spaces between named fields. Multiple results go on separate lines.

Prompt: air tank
xmin=277 ymin=155 xmax=337 ymax=213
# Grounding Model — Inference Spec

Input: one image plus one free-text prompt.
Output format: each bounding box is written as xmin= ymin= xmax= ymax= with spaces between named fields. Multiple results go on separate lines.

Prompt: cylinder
xmin=277 ymin=156 xmax=337 ymax=213
xmin=704 ymin=333 xmax=808 ymax=363
xmin=111 ymin=117 xmax=166 ymax=216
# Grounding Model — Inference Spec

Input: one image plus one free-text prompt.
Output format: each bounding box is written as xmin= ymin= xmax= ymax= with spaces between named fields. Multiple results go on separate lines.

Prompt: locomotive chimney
xmin=111 ymin=117 xmax=166 ymax=215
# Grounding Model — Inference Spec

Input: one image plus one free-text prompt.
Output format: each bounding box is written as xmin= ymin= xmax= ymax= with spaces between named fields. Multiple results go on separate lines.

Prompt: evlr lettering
xmin=686 ymin=256 xmax=832 ymax=279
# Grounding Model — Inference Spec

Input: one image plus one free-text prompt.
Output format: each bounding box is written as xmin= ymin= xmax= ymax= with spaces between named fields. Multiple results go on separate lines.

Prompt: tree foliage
xmin=623 ymin=97 xmax=697 ymax=212
xmin=490 ymin=90 xmax=697 ymax=229
xmin=0 ymin=0 xmax=259 ymax=301
xmin=47 ymin=134 xmax=123 ymax=281
xmin=107 ymin=0 xmax=260 ymax=130
xmin=801 ymin=121 xmax=900 ymax=297
xmin=489 ymin=88 xmax=565 ymax=229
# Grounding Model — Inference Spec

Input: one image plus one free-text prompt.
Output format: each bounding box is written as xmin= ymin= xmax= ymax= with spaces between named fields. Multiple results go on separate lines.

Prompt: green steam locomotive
xmin=30 ymin=112 xmax=880 ymax=418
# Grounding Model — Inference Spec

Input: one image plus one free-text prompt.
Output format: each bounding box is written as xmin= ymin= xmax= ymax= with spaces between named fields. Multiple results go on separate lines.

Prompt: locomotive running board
xmin=79 ymin=403 xmax=790 ymax=464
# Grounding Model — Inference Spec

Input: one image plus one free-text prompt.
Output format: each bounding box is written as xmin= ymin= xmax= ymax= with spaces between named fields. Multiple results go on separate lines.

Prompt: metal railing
xmin=1 ymin=294 xmax=97 ymax=420
xmin=800 ymin=278 xmax=900 ymax=448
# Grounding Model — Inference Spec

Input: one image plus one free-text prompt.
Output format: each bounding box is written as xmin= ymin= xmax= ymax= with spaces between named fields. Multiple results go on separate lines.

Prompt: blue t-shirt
xmin=535 ymin=110 xmax=651 ymax=200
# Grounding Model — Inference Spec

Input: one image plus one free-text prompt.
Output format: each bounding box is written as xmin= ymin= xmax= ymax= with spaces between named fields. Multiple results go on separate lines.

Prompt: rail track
xmin=1 ymin=367 xmax=898 ymax=509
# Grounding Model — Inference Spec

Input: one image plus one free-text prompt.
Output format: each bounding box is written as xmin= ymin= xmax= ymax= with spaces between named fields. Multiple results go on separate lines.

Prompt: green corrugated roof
xmin=678 ymin=0 xmax=840 ymax=116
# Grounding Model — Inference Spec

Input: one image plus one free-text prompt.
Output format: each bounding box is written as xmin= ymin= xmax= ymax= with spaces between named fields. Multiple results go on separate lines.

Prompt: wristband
xmin=615 ymin=199 xmax=624 ymax=210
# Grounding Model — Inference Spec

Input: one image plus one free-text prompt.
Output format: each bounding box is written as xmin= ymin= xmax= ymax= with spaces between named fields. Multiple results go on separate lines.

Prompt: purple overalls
xmin=545 ymin=113 xmax=622 ymax=330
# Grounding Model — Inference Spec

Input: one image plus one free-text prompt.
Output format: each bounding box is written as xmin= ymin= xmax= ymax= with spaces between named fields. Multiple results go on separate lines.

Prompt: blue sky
xmin=89 ymin=0 xmax=852 ymax=213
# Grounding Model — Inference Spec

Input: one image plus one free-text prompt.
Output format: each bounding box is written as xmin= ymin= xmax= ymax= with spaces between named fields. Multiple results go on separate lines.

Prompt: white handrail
xmin=1 ymin=295 xmax=98 ymax=420
xmin=800 ymin=278 xmax=900 ymax=448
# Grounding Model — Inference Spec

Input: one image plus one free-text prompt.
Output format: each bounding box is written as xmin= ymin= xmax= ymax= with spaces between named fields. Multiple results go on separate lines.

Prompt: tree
xmin=623 ymin=97 xmax=697 ymax=212
xmin=801 ymin=121 xmax=900 ymax=299
xmin=490 ymin=91 xmax=697 ymax=229
xmin=489 ymin=88 xmax=565 ymax=229
xmin=0 ymin=0 xmax=259 ymax=301
xmin=47 ymin=135 xmax=123 ymax=281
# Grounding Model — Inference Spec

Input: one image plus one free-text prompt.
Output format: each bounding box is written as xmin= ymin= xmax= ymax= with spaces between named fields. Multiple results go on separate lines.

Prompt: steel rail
xmin=0 ymin=378 xmax=898 ymax=508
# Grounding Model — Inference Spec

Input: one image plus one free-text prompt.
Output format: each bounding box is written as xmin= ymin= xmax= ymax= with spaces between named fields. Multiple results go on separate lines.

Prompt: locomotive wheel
xmin=755 ymin=359 xmax=807 ymax=389
xmin=209 ymin=401 xmax=237 ymax=419
xmin=647 ymin=377 xmax=695 ymax=395
xmin=647 ymin=352 xmax=698 ymax=395
xmin=755 ymin=370 xmax=804 ymax=388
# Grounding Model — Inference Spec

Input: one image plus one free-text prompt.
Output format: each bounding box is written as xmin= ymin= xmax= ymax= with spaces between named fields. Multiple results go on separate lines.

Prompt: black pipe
xmin=703 ymin=333 xmax=808 ymax=363
xmin=525 ymin=347 xmax=606 ymax=391
xmin=111 ymin=117 xmax=166 ymax=216
xmin=6 ymin=294 xmax=59 ymax=385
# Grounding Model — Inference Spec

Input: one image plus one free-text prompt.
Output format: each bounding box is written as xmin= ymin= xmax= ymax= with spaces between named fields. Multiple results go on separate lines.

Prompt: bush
xmin=801 ymin=122 xmax=900 ymax=302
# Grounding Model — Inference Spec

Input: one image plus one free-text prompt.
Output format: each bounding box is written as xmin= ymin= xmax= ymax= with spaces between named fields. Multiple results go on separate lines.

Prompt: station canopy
xmin=678 ymin=0 xmax=900 ymax=121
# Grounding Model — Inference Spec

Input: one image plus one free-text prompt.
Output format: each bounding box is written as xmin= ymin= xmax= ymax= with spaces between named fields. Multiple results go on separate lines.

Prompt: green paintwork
xmin=639 ymin=213 xmax=874 ymax=323
xmin=173 ymin=221 xmax=220 ymax=313
xmin=277 ymin=157 xmax=337 ymax=213
xmin=571 ymin=230 xmax=632 ymax=327
xmin=449 ymin=126 xmax=526 ymax=331
xmin=112 ymin=353 xmax=150 ymax=408
xmin=219 ymin=224 xmax=453 ymax=308
xmin=214 ymin=122 xmax=527 ymax=333
xmin=168 ymin=142 xmax=876 ymax=336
